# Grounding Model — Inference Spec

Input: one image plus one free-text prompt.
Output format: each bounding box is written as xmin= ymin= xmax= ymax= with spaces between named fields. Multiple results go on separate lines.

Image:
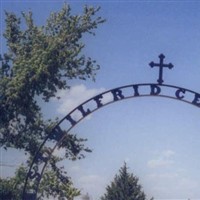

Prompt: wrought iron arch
xmin=22 ymin=54 xmax=200 ymax=199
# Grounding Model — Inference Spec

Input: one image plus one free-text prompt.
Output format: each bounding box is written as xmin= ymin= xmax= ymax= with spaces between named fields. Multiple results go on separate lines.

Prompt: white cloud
xmin=147 ymin=150 xmax=175 ymax=168
xmin=148 ymin=172 xmax=179 ymax=180
xmin=77 ymin=174 xmax=106 ymax=199
xmin=147 ymin=158 xmax=174 ymax=168
xmin=147 ymin=173 xmax=200 ymax=199
xmin=146 ymin=150 xmax=200 ymax=199
xmin=55 ymin=84 xmax=105 ymax=116
xmin=79 ymin=174 xmax=104 ymax=185
xmin=162 ymin=150 xmax=175 ymax=158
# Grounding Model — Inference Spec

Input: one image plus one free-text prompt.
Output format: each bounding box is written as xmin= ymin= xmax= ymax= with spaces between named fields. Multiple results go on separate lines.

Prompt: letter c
xmin=175 ymin=88 xmax=185 ymax=100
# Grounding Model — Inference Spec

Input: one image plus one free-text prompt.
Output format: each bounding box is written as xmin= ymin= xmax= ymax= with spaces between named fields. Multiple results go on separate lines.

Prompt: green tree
xmin=0 ymin=164 xmax=81 ymax=200
xmin=100 ymin=163 xmax=147 ymax=200
xmin=0 ymin=3 xmax=105 ymax=199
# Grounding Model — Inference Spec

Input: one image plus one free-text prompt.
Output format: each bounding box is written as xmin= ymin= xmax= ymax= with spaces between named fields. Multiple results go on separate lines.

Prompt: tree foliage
xmin=101 ymin=163 xmax=147 ymax=200
xmin=0 ymin=3 xmax=105 ymax=152
xmin=0 ymin=3 xmax=105 ymax=199
xmin=0 ymin=165 xmax=81 ymax=200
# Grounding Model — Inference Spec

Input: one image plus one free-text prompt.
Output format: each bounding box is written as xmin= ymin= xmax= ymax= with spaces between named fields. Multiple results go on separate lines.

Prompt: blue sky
xmin=1 ymin=1 xmax=200 ymax=199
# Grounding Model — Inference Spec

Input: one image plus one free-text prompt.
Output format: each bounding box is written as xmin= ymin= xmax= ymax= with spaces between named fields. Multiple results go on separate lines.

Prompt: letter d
xmin=150 ymin=84 xmax=161 ymax=95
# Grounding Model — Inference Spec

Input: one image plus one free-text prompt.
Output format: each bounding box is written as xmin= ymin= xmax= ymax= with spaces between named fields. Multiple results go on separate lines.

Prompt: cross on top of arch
xmin=149 ymin=54 xmax=174 ymax=84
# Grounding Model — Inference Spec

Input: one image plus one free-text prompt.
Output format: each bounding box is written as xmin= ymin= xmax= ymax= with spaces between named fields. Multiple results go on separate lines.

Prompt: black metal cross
xmin=149 ymin=54 xmax=173 ymax=84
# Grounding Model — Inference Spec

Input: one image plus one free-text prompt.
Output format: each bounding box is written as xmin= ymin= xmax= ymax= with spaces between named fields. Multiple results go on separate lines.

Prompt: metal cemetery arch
xmin=22 ymin=54 xmax=200 ymax=199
